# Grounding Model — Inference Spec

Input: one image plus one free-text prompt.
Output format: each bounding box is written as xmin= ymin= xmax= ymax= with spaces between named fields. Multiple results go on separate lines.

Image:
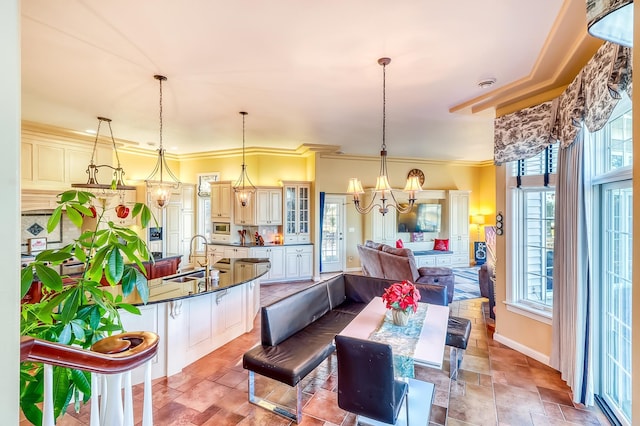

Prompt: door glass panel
xmin=601 ymin=182 xmax=632 ymax=423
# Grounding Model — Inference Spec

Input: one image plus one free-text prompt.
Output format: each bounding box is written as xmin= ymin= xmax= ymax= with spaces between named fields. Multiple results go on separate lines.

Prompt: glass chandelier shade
xmin=587 ymin=0 xmax=633 ymax=47
xmin=145 ymin=75 xmax=181 ymax=209
xmin=71 ymin=116 xmax=136 ymax=194
xmin=346 ymin=57 xmax=422 ymax=216
xmin=233 ymin=111 xmax=256 ymax=207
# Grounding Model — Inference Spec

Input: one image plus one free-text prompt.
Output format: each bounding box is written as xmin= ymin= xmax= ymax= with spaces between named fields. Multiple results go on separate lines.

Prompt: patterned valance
xmin=494 ymin=42 xmax=632 ymax=163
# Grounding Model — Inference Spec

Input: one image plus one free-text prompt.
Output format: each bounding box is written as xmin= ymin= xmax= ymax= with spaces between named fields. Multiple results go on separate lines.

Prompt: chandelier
xmin=233 ymin=111 xmax=256 ymax=207
xmin=347 ymin=57 xmax=422 ymax=216
xmin=71 ymin=116 xmax=136 ymax=194
xmin=145 ymin=75 xmax=181 ymax=209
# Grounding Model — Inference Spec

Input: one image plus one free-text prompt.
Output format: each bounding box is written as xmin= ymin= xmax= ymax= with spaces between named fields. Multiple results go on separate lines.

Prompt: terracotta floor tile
xmin=559 ymin=405 xmax=603 ymax=425
xmin=46 ymin=284 xmax=611 ymax=426
xmin=303 ymin=388 xmax=347 ymax=425
xmin=537 ymin=386 xmax=573 ymax=406
xmin=543 ymin=402 xmax=565 ymax=420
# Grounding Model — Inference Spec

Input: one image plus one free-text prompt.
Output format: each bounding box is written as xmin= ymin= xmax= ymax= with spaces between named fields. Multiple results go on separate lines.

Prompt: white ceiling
xmin=21 ymin=0 xmax=566 ymax=162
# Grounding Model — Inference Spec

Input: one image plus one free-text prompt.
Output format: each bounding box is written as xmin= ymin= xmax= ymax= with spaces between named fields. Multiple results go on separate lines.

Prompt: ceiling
xmin=21 ymin=0 xmax=589 ymax=162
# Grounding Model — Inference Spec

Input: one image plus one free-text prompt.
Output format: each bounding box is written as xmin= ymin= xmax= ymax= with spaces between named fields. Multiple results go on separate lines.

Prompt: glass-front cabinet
xmin=283 ymin=181 xmax=310 ymax=243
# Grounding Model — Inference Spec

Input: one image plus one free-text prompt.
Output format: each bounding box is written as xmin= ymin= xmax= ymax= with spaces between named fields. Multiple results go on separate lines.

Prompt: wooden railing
xmin=21 ymin=331 xmax=159 ymax=426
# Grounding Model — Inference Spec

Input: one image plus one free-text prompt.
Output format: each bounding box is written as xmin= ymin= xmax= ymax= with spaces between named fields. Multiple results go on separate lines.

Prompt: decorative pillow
xmin=365 ymin=240 xmax=384 ymax=250
xmin=395 ymin=239 xmax=404 ymax=248
xmin=381 ymin=245 xmax=411 ymax=258
xmin=433 ymin=238 xmax=449 ymax=251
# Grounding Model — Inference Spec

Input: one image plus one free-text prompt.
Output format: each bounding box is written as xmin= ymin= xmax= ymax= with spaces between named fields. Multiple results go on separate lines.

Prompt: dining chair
xmin=335 ymin=335 xmax=409 ymax=425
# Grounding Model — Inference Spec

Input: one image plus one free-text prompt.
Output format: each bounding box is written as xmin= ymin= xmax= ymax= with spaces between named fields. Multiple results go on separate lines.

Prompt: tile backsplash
xmin=21 ymin=210 xmax=80 ymax=254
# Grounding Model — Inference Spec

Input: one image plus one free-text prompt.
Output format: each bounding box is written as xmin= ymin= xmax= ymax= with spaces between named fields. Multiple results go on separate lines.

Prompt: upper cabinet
xmin=22 ymin=132 xmax=112 ymax=191
xmin=283 ymin=182 xmax=310 ymax=243
xmin=234 ymin=192 xmax=256 ymax=226
xmin=256 ymin=188 xmax=282 ymax=226
xmin=210 ymin=182 xmax=232 ymax=221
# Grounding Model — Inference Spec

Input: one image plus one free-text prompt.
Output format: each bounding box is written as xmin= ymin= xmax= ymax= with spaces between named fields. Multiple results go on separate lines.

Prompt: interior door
xmin=321 ymin=195 xmax=346 ymax=273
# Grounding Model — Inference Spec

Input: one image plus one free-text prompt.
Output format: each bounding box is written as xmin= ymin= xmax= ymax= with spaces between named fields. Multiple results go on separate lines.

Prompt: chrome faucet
xmin=188 ymin=234 xmax=210 ymax=286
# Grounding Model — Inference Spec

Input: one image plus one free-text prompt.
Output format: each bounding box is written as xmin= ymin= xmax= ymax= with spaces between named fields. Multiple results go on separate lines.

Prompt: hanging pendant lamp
xmin=587 ymin=0 xmax=633 ymax=47
xmin=346 ymin=57 xmax=422 ymax=216
xmin=233 ymin=111 xmax=256 ymax=207
xmin=72 ymin=116 xmax=136 ymax=194
xmin=145 ymin=75 xmax=181 ymax=208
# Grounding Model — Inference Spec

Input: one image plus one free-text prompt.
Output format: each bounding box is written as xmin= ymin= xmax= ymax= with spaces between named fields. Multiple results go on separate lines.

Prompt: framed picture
xmin=28 ymin=237 xmax=47 ymax=254
xmin=197 ymin=172 xmax=221 ymax=198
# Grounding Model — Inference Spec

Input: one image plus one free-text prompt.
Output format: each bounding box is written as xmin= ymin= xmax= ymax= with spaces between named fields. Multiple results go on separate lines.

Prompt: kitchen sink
xmin=167 ymin=276 xmax=199 ymax=283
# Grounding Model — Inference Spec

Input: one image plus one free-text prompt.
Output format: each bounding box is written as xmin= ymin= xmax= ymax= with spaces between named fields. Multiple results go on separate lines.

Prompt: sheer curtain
xmin=550 ymin=131 xmax=594 ymax=405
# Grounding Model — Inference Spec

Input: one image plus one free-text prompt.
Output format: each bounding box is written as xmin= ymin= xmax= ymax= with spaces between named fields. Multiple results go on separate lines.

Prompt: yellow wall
xmin=315 ymin=154 xmax=496 ymax=270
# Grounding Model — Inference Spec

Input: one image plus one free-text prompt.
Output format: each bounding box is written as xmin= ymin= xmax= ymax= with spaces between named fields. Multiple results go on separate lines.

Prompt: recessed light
xmin=478 ymin=78 xmax=497 ymax=89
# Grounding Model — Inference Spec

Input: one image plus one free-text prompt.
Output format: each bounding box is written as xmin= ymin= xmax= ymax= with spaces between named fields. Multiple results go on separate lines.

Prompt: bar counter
xmin=110 ymin=257 xmax=270 ymax=305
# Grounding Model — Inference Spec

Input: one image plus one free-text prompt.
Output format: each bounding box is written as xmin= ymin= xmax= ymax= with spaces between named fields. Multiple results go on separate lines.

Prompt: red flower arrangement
xmin=382 ymin=280 xmax=421 ymax=313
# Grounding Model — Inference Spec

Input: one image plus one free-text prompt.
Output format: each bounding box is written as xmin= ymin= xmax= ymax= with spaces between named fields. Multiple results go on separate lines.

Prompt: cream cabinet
xmin=447 ymin=190 xmax=470 ymax=267
xmin=164 ymin=184 xmax=195 ymax=264
xmin=283 ymin=182 xmax=310 ymax=243
xmin=364 ymin=197 xmax=397 ymax=245
xmin=234 ymin=192 xmax=256 ymax=226
xmin=256 ymin=188 xmax=282 ymax=225
xmin=208 ymin=245 xmax=226 ymax=265
xmin=21 ymin=132 xmax=113 ymax=190
xmin=285 ymin=245 xmax=313 ymax=280
xmin=210 ymin=182 xmax=232 ymax=221
xmin=250 ymin=246 xmax=285 ymax=282
xmin=224 ymin=246 xmax=250 ymax=259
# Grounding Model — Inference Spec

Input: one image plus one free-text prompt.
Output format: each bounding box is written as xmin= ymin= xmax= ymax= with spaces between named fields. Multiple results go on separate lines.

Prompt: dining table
xmin=338 ymin=296 xmax=450 ymax=370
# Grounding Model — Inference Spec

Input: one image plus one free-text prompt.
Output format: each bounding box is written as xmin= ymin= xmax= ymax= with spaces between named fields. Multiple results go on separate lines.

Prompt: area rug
xmin=452 ymin=266 xmax=482 ymax=301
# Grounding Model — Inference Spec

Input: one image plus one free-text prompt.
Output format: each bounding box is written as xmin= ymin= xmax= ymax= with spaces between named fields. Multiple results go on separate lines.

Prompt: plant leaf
xmin=21 ymin=267 xmax=34 ymax=299
xmin=135 ymin=269 xmax=150 ymax=304
xmin=106 ymin=248 xmax=124 ymax=285
xmin=37 ymin=251 xmax=73 ymax=263
xmin=59 ymin=190 xmax=76 ymax=203
xmin=66 ymin=205 xmax=84 ymax=228
xmin=34 ymin=264 xmax=63 ymax=292
xmin=47 ymin=206 xmax=63 ymax=233
xmin=59 ymin=287 xmax=81 ymax=325
xmin=121 ymin=267 xmax=136 ymax=296
xmin=118 ymin=303 xmax=141 ymax=315
xmin=70 ymin=369 xmax=91 ymax=396
xmin=52 ymin=367 xmax=72 ymax=420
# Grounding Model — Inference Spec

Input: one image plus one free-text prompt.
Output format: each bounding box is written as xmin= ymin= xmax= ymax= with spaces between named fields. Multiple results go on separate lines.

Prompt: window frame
xmin=505 ymin=151 xmax=557 ymax=324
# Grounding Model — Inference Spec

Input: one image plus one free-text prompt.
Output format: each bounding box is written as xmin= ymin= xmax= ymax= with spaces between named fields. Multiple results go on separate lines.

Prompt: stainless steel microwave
xmin=213 ymin=222 xmax=231 ymax=235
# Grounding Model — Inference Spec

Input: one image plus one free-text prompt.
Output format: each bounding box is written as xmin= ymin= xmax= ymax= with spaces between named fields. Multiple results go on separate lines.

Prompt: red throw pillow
xmin=433 ymin=238 xmax=449 ymax=251
xmin=396 ymin=239 xmax=404 ymax=248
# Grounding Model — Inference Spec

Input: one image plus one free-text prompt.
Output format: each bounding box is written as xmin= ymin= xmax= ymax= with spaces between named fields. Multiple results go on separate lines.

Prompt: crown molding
xmin=319 ymin=152 xmax=494 ymax=168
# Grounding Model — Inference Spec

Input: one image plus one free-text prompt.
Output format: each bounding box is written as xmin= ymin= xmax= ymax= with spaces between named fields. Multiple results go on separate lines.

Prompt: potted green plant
xmin=20 ymin=189 xmax=155 ymax=425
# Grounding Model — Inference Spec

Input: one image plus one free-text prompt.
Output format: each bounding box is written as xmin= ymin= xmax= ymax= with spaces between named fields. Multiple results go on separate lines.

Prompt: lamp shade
xmin=403 ymin=175 xmax=423 ymax=192
xmin=587 ymin=0 xmax=633 ymax=47
xmin=471 ymin=215 xmax=485 ymax=225
xmin=346 ymin=178 xmax=365 ymax=195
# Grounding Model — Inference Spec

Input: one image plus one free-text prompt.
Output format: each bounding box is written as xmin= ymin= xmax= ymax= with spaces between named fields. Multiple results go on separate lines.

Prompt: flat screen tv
xmin=397 ymin=203 xmax=442 ymax=233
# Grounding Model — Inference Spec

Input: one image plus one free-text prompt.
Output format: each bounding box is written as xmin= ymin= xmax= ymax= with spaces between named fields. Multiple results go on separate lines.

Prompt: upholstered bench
xmin=445 ymin=316 xmax=472 ymax=380
xmin=417 ymin=266 xmax=455 ymax=304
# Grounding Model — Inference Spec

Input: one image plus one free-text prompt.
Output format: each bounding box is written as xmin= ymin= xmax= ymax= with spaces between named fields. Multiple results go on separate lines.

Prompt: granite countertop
xmin=207 ymin=242 xmax=312 ymax=247
xmin=103 ymin=257 xmax=270 ymax=306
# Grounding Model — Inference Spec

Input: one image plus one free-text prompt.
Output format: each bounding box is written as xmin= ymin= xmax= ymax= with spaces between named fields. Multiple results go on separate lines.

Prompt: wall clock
xmin=407 ymin=168 xmax=425 ymax=186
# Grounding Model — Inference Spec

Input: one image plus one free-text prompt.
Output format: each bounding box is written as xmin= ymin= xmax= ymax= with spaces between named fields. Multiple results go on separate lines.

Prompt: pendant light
xmin=346 ymin=57 xmax=422 ymax=216
xmin=145 ymin=75 xmax=181 ymax=208
xmin=233 ymin=111 xmax=256 ymax=207
xmin=72 ymin=116 xmax=136 ymax=194
xmin=587 ymin=0 xmax=633 ymax=47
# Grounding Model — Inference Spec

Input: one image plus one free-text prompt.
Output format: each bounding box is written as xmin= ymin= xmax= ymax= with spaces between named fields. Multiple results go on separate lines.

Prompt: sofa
xmin=242 ymin=273 xmax=447 ymax=423
xmin=357 ymin=240 xmax=456 ymax=304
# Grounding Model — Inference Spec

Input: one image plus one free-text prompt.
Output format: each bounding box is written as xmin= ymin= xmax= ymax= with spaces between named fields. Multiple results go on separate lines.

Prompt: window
xmin=507 ymin=146 xmax=557 ymax=319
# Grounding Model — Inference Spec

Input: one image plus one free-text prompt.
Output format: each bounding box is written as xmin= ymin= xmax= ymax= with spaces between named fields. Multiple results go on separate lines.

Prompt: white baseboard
xmin=493 ymin=332 xmax=551 ymax=366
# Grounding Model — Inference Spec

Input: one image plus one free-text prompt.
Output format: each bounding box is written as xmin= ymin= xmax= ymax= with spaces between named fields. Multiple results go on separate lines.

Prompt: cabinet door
xmin=269 ymin=246 xmax=286 ymax=280
xmin=298 ymin=248 xmax=313 ymax=279
xmin=297 ymin=185 xmax=310 ymax=240
xmin=268 ymin=190 xmax=283 ymax=225
xmin=285 ymin=250 xmax=299 ymax=278
xmin=219 ymin=184 xmax=232 ymax=220
xmin=208 ymin=245 xmax=225 ymax=264
xmin=164 ymin=203 xmax=181 ymax=257
xmin=234 ymin=192 xmax=255 ymax=225
xmin=284 ymin=186 xmax=297 ymax=239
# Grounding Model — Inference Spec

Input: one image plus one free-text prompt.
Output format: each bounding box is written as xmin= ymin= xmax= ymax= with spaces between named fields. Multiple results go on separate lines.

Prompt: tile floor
xmin=52 ymin=277 xmax=610 ymax=426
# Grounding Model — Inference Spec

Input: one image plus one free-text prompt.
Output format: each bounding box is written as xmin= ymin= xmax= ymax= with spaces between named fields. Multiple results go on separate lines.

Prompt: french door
xmin=598 ymin=180 xmax=632 ymax=424
xmin=321 ymin=195 xmax=345 ymax=273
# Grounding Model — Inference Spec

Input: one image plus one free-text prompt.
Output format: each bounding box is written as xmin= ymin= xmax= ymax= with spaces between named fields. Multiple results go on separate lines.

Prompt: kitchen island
xmin=116 ymin=257 xmax=270 ymax=381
